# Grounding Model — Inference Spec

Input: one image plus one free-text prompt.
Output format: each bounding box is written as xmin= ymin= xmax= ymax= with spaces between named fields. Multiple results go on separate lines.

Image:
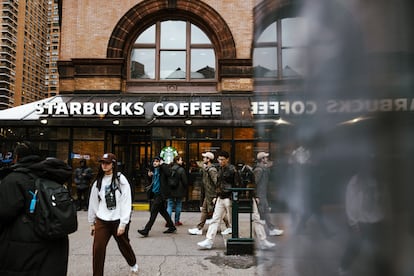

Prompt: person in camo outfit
xmin=188 ymin=152 xmax=230 ymax=235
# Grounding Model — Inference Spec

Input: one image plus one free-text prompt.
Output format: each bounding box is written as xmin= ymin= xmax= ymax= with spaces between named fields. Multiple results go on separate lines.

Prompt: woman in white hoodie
xmin=88 ymin=153 xmax=138 ymax=276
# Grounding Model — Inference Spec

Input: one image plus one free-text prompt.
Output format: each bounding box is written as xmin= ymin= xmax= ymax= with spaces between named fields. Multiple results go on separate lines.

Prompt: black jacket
xmin=0 ymin=155 xmax=72 ymax=276
xmin=169 ymin=163 xmax=188 ymax=198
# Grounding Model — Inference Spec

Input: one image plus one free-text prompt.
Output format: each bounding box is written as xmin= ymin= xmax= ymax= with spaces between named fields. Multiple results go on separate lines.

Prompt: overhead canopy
xmin=0 ymin=93 xmax=261 ymax=127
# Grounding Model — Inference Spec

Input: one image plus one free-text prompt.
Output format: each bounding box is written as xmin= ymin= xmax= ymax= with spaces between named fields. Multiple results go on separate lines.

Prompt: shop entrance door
xmin=110 ymin=130 xmax=151 ymax=202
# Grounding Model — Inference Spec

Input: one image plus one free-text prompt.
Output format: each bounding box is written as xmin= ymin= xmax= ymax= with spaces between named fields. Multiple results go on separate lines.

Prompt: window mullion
xmin=276 ymin=20 xmax=282 ymax=80
xmin=186 ymin=22 xmax=191 ymax=81
xmin=155 ymin=22 xmax=161 ymax=80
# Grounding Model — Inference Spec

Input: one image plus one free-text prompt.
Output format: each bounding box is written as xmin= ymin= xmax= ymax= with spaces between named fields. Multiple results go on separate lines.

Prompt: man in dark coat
xmin=167 ymin=155 xmax=188 ymax=226
xmin=137 ymin=156 xmax=176 ymax=237
xmin=0 ymin=141 xmax=73 ymax=276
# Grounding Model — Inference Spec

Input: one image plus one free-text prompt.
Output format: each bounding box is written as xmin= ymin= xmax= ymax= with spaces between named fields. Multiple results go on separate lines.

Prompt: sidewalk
xmin=68 ymin=207 xmax=347 ymax=275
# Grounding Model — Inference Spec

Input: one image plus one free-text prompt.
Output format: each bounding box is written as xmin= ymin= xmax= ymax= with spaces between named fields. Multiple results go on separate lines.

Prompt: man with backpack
xmin=0 ymin=141 xmax=73 ymax=275
xmin=167 ymin=155 xmax=188 ymax=226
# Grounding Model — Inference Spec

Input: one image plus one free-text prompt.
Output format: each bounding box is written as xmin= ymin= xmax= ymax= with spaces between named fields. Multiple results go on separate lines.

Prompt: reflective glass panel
xmin=282 ymin=48 xmax=305 ymax=77
xmin=160 ymin=51 xmax=186 ymax=79
xmin=253 ymin=47 xmax=277 ymax=77
xmin=257 ymin=22 xmax=277 ymax=43
xmin=281 ymin=18 xmax=306 ymax=47
xmin=190 ymin=49 xmax=215 ymax=79
xmin=131 ymin=49 xmax=155 ymax=79
xmin=191 ymin=24 xmax=211 ymax=44
xmin=135 ymin=24 xmax=155 ymax=43
xmin=161 ymin=21 xmax=186 ymax=49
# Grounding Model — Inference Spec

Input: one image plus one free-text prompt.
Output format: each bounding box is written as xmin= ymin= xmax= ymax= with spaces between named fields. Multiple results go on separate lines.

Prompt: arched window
xmin=130 ymin=20 xmax=216 ymax=81
xmin=253 ymin=17 xmax=306 ymax=80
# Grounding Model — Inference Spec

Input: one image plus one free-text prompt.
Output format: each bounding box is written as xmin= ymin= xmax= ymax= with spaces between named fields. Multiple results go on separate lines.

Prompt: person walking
xmin=338 ymin=159 xmax=391 ymax=276
xmin=167 ymin=155 xmax=188 ymax=226
xmin=0 ymin=141 xmax=72 ymax=275
xmin=74 ymin=159 xmax=93 ymax=211
xmin=251 ymin=197 xmax=276 ymax=250
xmin=254 ymin=152 xmax=284 ymax=236
xmin=137 ymin=156 xmax=176 ymax=237
xmin=188 ymin=151 xmax=230 ymax=235
xmin=88 ymin=153 xmax=139 ymax=276
xmin=197 ymin=151 xmax=240 ymax=249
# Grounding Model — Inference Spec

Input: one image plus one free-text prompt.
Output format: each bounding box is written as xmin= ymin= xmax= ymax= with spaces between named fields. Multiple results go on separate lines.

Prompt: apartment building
xmin=0 ymin=0 xmax=51 ymax=110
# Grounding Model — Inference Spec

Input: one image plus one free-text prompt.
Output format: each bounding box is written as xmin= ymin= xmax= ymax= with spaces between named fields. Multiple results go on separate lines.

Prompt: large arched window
xmin=253 ymin=17 xmax=306 ymax=80
xmin=130 ymin=20 xmax=216 ymax=81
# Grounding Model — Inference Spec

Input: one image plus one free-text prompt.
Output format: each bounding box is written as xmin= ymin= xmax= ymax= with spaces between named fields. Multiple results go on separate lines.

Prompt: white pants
xmin=206 ymin=198 xmax=232 ymax=240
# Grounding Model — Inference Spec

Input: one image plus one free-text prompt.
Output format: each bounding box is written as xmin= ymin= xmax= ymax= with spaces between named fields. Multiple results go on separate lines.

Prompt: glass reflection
xmin=161 ymin=21 xmax=186 ymax=49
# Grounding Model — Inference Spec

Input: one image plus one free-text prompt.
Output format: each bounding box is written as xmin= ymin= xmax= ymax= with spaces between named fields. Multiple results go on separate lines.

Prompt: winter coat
xmin=169 ymin=163 xmax=188 ymax=198
xmin=0 ymin=155 xmax=72 ymax=276
xmin=74 ymin=165 xmax=93 ymax=190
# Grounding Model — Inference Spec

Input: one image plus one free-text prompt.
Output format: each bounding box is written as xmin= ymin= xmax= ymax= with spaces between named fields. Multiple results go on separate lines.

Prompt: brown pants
xmin=93 ymin=218 xmax=136 ymax=276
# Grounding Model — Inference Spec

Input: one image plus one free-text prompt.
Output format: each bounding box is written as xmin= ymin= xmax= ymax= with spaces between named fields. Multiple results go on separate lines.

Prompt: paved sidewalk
xmin=68 ymin=207 xmax=348 ymax=275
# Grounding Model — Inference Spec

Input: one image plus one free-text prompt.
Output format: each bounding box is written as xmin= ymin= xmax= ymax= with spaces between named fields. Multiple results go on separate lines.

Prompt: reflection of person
xmin=254 ymin=152 xmax=284 ymax=236
xmin=197 ymin=151 xmax=240 ymax=249
xmin=188 ymin=152 xmax=230 ymax=235
xmin=74 ymin=159 xmax=93 ymax=211
xmin=0 ymin=141 xmax=72 ymax=275
xmin=167 ymin=155 xmax=188 ymax=226
xmin=137 ymin=156 xmax=176 ymax=237
xmin=292 ymin=147 xmax=332 ymax=237
xmin=252 ymin=198 xmax=276 ymax=250
xmin=338 ymin=161 xmax=391 ymax=276
xmin=88 ymin=153 xmax=138 ymax=276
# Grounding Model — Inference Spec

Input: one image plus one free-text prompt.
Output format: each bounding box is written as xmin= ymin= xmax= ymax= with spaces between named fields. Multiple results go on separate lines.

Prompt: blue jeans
xmin=167 ymin=197 xmax=183 ymax=223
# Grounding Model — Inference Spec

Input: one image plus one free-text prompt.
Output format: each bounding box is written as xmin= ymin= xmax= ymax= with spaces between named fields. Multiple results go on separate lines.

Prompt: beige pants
xmin=206 ymin=197 xmax=232 ymax=240
xmin=252 ymin=198 xmax=267 ymax=241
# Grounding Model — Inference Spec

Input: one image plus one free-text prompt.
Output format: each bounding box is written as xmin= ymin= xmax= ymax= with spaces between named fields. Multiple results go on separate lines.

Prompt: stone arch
xmin=107 ymin=0 xmax=236 ymax=60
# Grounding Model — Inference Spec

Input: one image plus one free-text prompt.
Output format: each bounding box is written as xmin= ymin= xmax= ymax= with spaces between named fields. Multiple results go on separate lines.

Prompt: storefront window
xmin=234 ymin=128 xmax=254 ymax=139
xmin=47 ymin=128 xmax=70 ymax=139
xmin=130 ymin=20 xmax=216 ymax=81
xmin=74 ymin=128 xmax=104 ymax=139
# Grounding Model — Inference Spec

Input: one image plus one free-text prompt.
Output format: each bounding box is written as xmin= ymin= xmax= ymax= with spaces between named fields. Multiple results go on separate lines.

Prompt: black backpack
xmin=168 ymin=165 xmax=179 ymax=189
xmin=28 ymin=173 xmax=78 ymax=240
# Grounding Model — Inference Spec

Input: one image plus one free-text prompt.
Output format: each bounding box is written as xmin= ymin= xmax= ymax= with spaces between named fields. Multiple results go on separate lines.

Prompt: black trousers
xmin=144 ymin=194 xmax=175 ymax=231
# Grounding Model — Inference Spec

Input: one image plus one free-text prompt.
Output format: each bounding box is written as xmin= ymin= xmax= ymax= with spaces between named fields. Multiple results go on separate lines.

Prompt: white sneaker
xmin=129 ymin=264 xmax=139 ymax=276
xmin=188 ymin=228 xmax=202 ymax=235
xmin=259 ymin=239 xmax=276 ymax=250
xmin=197 ymin=239 xmax=213 ymax=249
xmin=221 ymin=228 xmax=232 ymax=235
xmin=269 ymin=228 xmax=284 ymax=236
xmin=205 ymin=219 xmax=213 ymax=225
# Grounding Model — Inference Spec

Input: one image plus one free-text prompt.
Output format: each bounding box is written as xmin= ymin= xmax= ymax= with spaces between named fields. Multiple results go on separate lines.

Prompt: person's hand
xmin=255 ymin=197 xmax=260 ymax=204
xmin=148 ymin=171 xmax=153 ymax=177
xmin=212 ymin=198 xmax=216 ymax=204
xmin=90 ymin=225 xmax=95 ymax=236
xmin=199 ymin=206 xmax=203 ymax=212
xmin=117 ymin=225 xmax=125 ymax=236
